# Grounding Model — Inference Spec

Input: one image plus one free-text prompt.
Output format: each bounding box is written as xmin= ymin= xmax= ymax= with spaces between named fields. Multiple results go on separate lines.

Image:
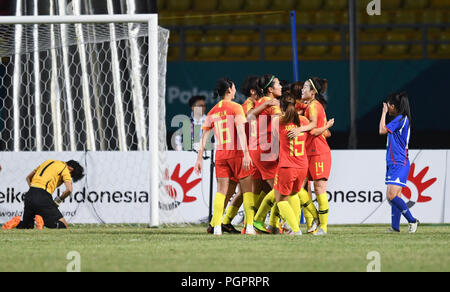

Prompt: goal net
xmin=0 ymin=14 xmax=177 ymax=226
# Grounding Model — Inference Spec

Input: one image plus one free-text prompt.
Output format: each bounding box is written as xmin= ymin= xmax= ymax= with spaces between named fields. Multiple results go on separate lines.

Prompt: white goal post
xmin=0 ymin=14 xmax=168 ymax=227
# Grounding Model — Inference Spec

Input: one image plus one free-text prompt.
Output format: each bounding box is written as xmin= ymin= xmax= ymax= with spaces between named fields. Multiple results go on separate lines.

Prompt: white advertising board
xmin=0 ymin=150 xmax=448 ymax=225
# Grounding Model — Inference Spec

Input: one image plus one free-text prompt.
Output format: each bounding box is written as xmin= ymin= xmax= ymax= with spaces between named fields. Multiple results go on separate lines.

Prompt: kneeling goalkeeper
xmin=2 ymin=159 xmax=84 ymax=230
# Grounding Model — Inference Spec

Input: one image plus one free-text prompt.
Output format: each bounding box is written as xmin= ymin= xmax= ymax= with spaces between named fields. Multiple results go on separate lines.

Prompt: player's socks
xmin=255 ymin=190 xmax=266 ymax=210
xmin=304 ymin=212 xmax=314 ymax=230
xmin=254 ymin=189 xmax=275 ymax=222
xmin=390 ymin=201 xmax=401 ymax=232
xmin=243 ymin=192 xmax=256 ymax=226
xmin=211 ymin=192 xmax=226 ymax=227
xmin=298 ymin=188 xmax=319 ymax=228
xmin=390 ymin=196 xmax=416 ymax=223
xmin=317 ymin=193 xmax=329 ymax=233
xmin=222 ymin=205 xmax=239 ymax=225
xmin=278 ymin=201 xmax=300 ymax=233
xmin=268 ymin=203 xmax=279 ymax=229
xmin=288 ymin=195 xmax=301 ymax=223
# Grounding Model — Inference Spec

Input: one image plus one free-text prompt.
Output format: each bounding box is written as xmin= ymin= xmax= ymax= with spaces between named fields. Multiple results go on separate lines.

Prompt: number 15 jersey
xmin=278 ymin=115 xmax=310 ymax=169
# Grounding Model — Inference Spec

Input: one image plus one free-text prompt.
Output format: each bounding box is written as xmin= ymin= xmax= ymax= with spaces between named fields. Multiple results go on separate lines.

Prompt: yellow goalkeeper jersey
xmin=30 ymin=160 xmax=72 ymax=195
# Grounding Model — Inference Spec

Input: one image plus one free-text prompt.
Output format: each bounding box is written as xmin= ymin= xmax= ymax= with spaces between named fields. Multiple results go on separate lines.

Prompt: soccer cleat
xmin=245 ymin=224 xmax=256 ymax=235
xmin=35 ymin=215 xmax=44 ymax=230
xmin=286 ymin=229 xmax=302 ymax=236
xmin=213 ymin=225 xmax=222 ymax=236
xmin=253 ymin=220 xmax=269 ymax=234
xmin=408 ymin=219 xmax=420 ymax=233
xmin=2 ymin=216 xmax=21 ymax=230
xmin=206 ymin=224 xmax=213 ymax=234
xmin=281 ymin=222 xmax=292 ymax=234
xmin=267 ymin=225 xmax=282 ymax=235
xmin=386 ymin=227 xmax=400 ymax=233
xmin=241 ymin=227 xmax=246 ymax=235
xmin=222 ymin=224 xmax=240 ymax=234
xmin=307 ymin=218 xmax=320 ymax=233
xmin=312 ymin=228 xmax=327 ymax=236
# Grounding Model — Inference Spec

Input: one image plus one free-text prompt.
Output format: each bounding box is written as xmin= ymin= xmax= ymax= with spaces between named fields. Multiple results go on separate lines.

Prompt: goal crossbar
xmin=0 ymin=14 xmax=157 ymax=25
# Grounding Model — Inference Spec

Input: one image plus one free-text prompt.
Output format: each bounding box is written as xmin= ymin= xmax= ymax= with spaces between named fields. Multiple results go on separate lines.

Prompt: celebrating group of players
xmin=194 ymin=74 xmax=334 ymax=236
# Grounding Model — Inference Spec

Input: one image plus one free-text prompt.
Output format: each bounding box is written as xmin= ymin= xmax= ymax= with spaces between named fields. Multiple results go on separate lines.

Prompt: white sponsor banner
xmin=327 ymin=150 xmax=446 ymax=224
xmin=0 ymin=151 xmax=211 ymax=224
xmin=445 ymin=151 xmax=450 ymax=223
xmin=159 ymin=151 xmax=212 ymax=224
xmin=0 ymin=150 xmax=448 ymax=224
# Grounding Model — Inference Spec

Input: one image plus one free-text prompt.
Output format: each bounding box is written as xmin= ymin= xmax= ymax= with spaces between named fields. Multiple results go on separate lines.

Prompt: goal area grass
xmin=1 ymin=224 xmax=449 ymax=272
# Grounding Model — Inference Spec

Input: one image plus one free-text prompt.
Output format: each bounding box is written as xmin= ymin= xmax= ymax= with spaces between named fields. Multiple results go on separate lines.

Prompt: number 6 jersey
xmin=202 ymin=99 xmax=248 ymax=161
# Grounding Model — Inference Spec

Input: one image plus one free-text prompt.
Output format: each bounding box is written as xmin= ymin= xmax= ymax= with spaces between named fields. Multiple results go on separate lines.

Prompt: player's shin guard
xmin=222 ymin=205 xmax=239 ymax=225
xmin=211 ymin=193 xmax=226 ymax=227
xmin=243 ymin=192 xmax=256 ymax=226
xmin=278 ymin=201 xmax=300 ymax=233
xmin=254 ymin=189 xmax=275 ymax=222
xmin=317 ymin=193 xmax=329 ymax=233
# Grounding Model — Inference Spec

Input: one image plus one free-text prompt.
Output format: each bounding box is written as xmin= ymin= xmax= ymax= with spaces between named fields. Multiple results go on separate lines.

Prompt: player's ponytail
xmin=309 ymin=77 xmax=328 ymax=109
xmin=214 ymin=77 xmax=234 ymax=99
xmin=280 ymin=93 xmax=301 ymax=127
xmin=386 ymin=92 xmax=412 ymax=124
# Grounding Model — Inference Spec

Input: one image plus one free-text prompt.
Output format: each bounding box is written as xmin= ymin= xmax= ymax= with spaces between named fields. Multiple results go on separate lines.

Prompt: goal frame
xmin=0 ymin=14 xmax=160 ymax=227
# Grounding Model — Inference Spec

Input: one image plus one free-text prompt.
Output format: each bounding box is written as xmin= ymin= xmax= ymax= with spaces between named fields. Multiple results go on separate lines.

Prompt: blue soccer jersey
xmin=385 ymin=115 xmax=410 ymax=166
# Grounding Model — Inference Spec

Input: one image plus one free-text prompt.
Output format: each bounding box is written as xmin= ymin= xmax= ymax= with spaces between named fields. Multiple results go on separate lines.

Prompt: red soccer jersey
xmin=295 ymin=100 xmax=308 ymax=112
xmin=242 ymin=97 xmax=256 ymax=147
xmin=242 ymin=97 xmax=255 ymax=116
xmin=254 ymin=96 xmax=282 ymax=154
xmin=304 ymin=100 xmax=330 ymax=156
xmin=202 ymin=100 xmax=247 ymax=161
xmin=278 ymin=115 xmax=310 ymax=169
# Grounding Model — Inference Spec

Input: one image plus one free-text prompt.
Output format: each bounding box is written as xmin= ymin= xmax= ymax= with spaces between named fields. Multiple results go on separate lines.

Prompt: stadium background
xmin=0 ymin=0 xmax=449 ymax=150
xmin=158 ymin=0 xmax=450 ymax=150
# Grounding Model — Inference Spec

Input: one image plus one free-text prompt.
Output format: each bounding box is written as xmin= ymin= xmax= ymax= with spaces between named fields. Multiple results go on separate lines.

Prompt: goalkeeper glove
xmin=54 ymin=196 xmax=63 ymax=207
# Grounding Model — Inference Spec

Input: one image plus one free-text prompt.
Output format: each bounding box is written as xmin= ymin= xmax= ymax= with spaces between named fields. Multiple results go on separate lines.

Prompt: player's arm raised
xmin=379 ymin=103 xmax=389 ymax=135
xmin=246 ymin=98 xmax=279 ymax=121
xmin=310 ymin=118 xmax=335 ymax=137
xmin=288 ymin=113 xmax=318 ymax=139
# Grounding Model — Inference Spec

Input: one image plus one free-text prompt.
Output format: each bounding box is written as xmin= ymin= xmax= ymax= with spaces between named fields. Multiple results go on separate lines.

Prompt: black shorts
xmin=18 ymin=187 xmax=63 ymax=229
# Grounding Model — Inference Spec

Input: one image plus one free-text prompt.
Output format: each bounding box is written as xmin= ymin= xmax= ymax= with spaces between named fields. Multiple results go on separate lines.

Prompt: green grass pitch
xmin=1 ymin=224 xmax=449 ymax=272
